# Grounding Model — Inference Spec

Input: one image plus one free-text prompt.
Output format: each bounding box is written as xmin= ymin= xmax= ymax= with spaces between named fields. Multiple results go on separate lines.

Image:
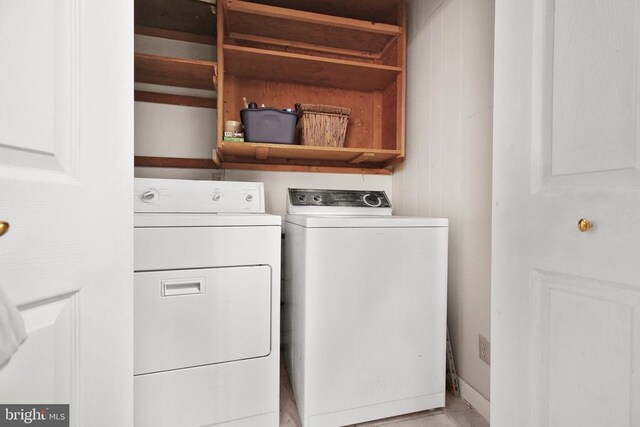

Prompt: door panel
xmin=494 ymin=0 xmax=640 ymax=425
xmin=0 ymin=0 xmax=76 ymax=174
xmin=134 ymin=266 xmax=272 ymax=375
xmin=529 ymin=271 xmax=640 ymax=427
xmin=551 ymin=0 xmax=638 ymax=176
xmin=0 ymin=293 xmax=77 ymax=403
xmin=0 ymin=0 xmax=133 ymax=425
xmin=531 ymin=0 xmax=640 ymax=192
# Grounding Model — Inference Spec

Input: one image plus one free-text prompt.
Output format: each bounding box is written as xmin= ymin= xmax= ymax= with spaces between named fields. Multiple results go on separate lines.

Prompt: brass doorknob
xmin=0 ymin=221 xmax=9 ymax=237
xmin=577 ymin=218 xmax=592 ymax=232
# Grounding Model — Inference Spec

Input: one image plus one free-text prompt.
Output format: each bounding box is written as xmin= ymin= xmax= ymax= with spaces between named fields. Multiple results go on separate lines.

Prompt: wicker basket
xmin=295 ymin=103 xmax=351 ymax=147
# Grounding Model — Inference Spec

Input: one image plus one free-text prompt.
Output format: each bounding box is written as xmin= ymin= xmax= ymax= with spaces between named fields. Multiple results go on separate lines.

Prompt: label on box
xmin=224 ymin=131 xmax=244 ymax=138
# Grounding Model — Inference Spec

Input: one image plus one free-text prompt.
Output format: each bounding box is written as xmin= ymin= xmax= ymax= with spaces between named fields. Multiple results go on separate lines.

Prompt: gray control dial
xmin=363 ymin=193 xmax=382 ymax=207
xmin=141 ymin=189 xmax=159 ymax=203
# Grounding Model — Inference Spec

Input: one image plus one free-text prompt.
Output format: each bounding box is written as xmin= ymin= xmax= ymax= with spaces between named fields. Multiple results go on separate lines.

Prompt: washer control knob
xmin=363 ymin=193 xmax=382 ymax=207
xmin=212 ymin=193 xmax=221 ymax=202
xmin=297 ymin=195 xmax=307 ymax=202
xmin=141 ymin=189 xmax=159 ymax=203
xmin=312 ymin=195 xmax=322 ymax=203
xmin=246 ymin=194 xmax=253 ymax=202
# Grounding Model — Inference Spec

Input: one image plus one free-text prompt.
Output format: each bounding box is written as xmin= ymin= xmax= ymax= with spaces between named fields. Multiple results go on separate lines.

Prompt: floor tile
xmin=443 ymin=394 xmax=472 ymax=413
xmin=279 ymin=357 xmax=488 ymax=427
xmin=355 ymin=408 xmax=445 ymax=426
xmin=446 ymin=410 xmax=490 ymax=427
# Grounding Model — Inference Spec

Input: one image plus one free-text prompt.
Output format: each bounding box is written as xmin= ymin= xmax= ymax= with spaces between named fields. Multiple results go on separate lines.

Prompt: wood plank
xmin=381 ymin=80 xmax=399 ymax=150
xmin=382 ymin=155 xmax=405 ymax=167
xmin=228 ymin=33 xmax=381 ymax=60
xmin=134 ymin=25 xmax=216 ymax=45
xmin=135 ymin=156 xmax=217 ymax=169
xmin=397 ymin=0 xmax=407 ymax=158
xmin=135 ymin=0 xmax=216 ymax=38
xmin=223 ymin=45 xmax=401 ymax=91
xmin=372 ymin=92 xmax=383 ymax=149
xmin=348 ymin=152 xmax=376 ymax=164
xmin=255 ymin=147 xmax=269 ymax=160
xmin=225 ymin=0 xmax=399 ymax=54
xmin=135 ymin=53 xmax=217 ymax=90
xmin=212 ymin=150 xmax=223 ymax=167
xmin=218 ymin=141 xmax=400 ymax=162
xmin=217 ymin=0 xmax=226 ymax=155
xmin=134 ymin=91 xmax=216 ymax=108
xmin=220 ymin=162 xmax=393 ymax=175
xmin=244 ymin=0 xmax=400 ymax=25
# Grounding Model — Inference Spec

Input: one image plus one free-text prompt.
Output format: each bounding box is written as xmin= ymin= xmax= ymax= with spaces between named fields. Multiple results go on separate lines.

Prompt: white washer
xmin=283 ymin=189 xmax=448 ymax=427
xmin=133 ymin=178 xmax=281 ymax=427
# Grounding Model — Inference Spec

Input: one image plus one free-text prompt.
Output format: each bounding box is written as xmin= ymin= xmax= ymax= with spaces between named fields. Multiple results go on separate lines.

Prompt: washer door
xmin=134 ymin=265 xmax=271 ymax=375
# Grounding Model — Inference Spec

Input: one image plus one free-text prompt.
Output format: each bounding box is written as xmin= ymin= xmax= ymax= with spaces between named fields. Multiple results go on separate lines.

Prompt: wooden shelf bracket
xmin=255 ymin=147 xmax=270 ymax=160
xmin=348 ymin=152 xmax=376 ymax=164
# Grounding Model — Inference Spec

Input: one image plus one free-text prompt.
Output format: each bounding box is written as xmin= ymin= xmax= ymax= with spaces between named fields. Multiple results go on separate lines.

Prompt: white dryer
xmin=283 ymin=189 xmax=448 ymax=427
xmin=133 ymin=178 xmax=281 ymax=427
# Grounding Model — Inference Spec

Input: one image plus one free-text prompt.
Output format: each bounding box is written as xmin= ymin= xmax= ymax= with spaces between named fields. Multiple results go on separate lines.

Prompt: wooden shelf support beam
xmin=348 ymin=152 xmax=376 ymax=164
xmin=255 ymin=147 xmax=270 ymax=160
xmin=135 ymin=156 xmax=217 ymax=169
xmin=135 ymin=25 xmax=216 ymax=45
xmin=135 ymin=91 xmax=216 ymax=108
xmin=212 ymin=150 xmax=223 ymax=167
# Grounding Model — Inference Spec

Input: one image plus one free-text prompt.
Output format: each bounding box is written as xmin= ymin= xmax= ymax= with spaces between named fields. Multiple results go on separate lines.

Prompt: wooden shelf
xmin=216 ymin=0 xmax=406 ymax=174
xmin=135 ymin=156 xmax=216 ymax=169
xmin=223 ymin=45 xmax=401 ymax=91
xmin=224 ymin=0 xmax=400 ymax=57
xmin=215 ymin=141 xmax=400 ymax=174
xmin=135 ymin=0 xmax=217 ymax=40
xmin=135 ymin=53 xmax=217 ymax=90
xmin=135 ymin=91 xmax=216 ymax=109
xmin=135 ymin=25 xmax=215 ymax=45
xmin=241 ymin=0 xmax=400 ymax=25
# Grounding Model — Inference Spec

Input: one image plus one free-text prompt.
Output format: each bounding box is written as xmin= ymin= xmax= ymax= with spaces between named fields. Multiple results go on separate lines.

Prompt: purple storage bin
xmin=240 ymin=108 xmax=298 ymax=144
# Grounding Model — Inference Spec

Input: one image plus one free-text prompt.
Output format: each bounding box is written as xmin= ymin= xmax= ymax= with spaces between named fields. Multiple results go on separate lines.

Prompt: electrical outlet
xmin=212 ymin=171 xmax=225 ymax=181
xmin=479 ymin=335 xmax=490 ymax=365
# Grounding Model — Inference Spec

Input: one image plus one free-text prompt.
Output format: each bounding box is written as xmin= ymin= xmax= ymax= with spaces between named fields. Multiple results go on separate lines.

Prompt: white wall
xmin=393 ymin=0 xmax=494 ymax=401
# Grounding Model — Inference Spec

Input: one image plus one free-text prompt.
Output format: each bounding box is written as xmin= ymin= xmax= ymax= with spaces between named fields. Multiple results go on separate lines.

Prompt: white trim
xmin=459 ymin=377 xmax=490 ymax=422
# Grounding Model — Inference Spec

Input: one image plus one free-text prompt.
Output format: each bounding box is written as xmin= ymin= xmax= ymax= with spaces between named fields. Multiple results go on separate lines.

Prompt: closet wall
xmin=393 ymin=0 xmax=494 ymax=404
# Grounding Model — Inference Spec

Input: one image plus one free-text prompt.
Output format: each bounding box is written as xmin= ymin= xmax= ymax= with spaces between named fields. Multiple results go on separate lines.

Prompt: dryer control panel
xmin=135 ymin=178 xmax=265 ymax=213
xmin=287 ymin=189 xmax=392 ymax=215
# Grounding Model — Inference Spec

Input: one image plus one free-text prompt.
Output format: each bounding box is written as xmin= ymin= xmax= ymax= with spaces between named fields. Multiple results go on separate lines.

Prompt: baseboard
xmin=458 ymin=377 xmax=490 ymax=422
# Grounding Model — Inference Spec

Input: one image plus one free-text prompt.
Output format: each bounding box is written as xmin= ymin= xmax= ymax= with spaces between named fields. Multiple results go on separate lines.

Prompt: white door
xmin=0 ymin=1 xmax=133 ymax=426
xmin=493 ymin=1 xmax=640 ymax=426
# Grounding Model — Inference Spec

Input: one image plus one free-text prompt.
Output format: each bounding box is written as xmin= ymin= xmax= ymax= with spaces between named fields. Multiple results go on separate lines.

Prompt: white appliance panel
xmin=134 ymin=265 xmax=271 ymax=375
xmin=134 ymin=178 xmax=265 ymax=213
xmin=134 ymin=357 xmax=278 ymax=427
xmin=285 ymin=215 xmax=448 ymax=228
xmin=134 ymin=226 xmax=279 ymax=271
xmin=286 ymin=188 xmax=393 ymax=216
xmin=133 ymin=178 xmax=280 ymax=427
xmin=134 ymin=212 xmax=281 ymax=227
xmin=284 ymin=222 xmax=448 ymax=426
